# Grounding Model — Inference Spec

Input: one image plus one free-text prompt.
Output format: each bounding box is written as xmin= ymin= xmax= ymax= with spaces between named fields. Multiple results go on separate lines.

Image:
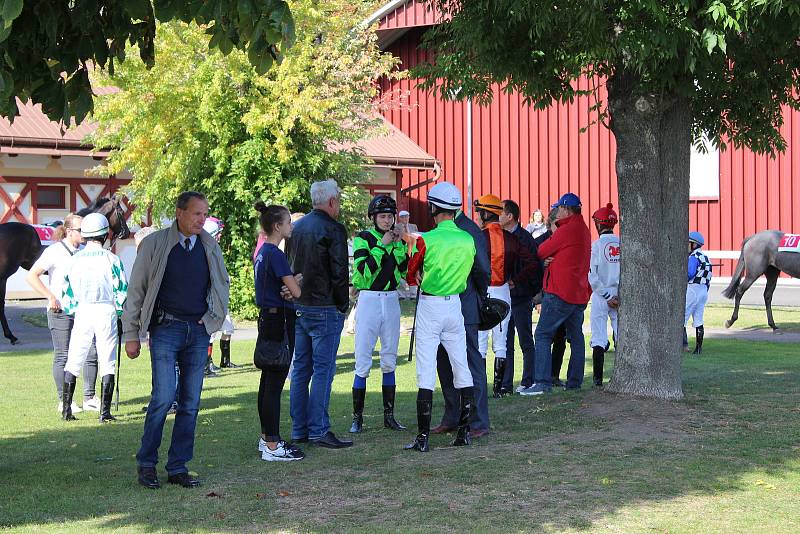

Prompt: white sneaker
xmin=258 ymin=437 xmax=267 ymax=453
xmin=261 ymin=440 xmax=305 ymax=462
xmin=515 ymin=384 xmax=528 ymax=393
xmin=56 ymin=402 xmax=83 ymax=413
xmin=83 ymin=396 xmax=101 ymax=412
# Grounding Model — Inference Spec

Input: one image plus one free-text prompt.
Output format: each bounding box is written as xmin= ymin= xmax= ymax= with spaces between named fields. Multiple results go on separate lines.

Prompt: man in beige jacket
xmin=123 ymin=191 xmax=229 ymax=490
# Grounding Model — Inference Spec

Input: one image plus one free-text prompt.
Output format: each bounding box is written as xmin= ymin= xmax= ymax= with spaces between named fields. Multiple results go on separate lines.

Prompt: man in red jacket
xmin=520 ymin=193 xmax=591 ymax=395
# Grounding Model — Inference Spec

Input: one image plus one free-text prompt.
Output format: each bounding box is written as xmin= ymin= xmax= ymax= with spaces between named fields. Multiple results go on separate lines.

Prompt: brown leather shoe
xmin=470 ymin=428 xmax=490 ymax=439
xmin=430 ymin=424 xmax=456 ymax=434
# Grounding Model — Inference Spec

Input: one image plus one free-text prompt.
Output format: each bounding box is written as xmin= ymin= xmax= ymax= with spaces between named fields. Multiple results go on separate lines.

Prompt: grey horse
xmin=722 ymin=230 xmax=800 ymax=332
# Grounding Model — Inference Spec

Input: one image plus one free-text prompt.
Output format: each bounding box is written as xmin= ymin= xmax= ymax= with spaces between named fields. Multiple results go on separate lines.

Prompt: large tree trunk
xmin=605 ymin=69 xmax=690 ymax=399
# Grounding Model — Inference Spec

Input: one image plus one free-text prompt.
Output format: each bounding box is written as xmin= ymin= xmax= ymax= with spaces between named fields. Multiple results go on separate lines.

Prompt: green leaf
xmin=2 ymin=0 xmax=23 ymax=24
xmin=125 ymin=0 xmax=152 ymax=20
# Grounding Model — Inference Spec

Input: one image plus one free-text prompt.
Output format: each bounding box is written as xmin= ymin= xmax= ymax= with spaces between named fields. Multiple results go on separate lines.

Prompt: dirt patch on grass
xmin=576 ymin=390 xmax=704 ymax=445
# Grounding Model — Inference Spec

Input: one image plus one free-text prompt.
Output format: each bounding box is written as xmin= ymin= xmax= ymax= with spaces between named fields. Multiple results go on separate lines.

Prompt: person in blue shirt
xmin=685 ymin=231 xmax=712 ymax=354
xmin=253 ymin=201 xmax=304 ymax=461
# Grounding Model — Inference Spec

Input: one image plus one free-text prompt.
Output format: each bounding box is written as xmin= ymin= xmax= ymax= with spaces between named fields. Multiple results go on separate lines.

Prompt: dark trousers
xmin=436 ymin=323 xmax=489 ymax=430
xmin=505 ymin=299 xmax=535 ymax=389
xmin=47 ymin=309 xmax=98 ymax=401
xmin=257 ymin=309 xmax=296 ymax=442
xmin=552 ymin=325 xmax=567 ymax=380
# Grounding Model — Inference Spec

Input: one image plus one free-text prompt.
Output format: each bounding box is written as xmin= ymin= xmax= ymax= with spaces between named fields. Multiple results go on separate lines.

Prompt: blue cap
xmin=551 ymin=193 xmax=582 ymax=209
xmin=689 ymin=231 xmax=705 ymax=246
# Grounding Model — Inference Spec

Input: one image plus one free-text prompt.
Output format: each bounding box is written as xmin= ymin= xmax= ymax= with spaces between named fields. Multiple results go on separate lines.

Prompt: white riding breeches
xmin=590 ymin=292 xmax=618 ymax=348
xmin=685 ymin=284 xmax=709 ymax=327
xmin=211 ymin=314 xmax=235 ymax=342
xmin=414 ymin=294 xmax=473 ymax=391
xmin=64 ymin=303 xmax=118 ymax=378
xmin=354 ymin=290 xmax=401 ymax=378
xmin=478 ymin=283 xmax=512 ymax=359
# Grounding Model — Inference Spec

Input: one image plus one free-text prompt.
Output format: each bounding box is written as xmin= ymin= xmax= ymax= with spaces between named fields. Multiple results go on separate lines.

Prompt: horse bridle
xmin=107 ymin=198 xmax=129 ymax=249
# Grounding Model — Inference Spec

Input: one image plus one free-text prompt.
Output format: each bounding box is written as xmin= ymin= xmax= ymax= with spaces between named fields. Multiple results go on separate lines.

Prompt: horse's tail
xmin=722 ymin=240 xmax=749 ymax=299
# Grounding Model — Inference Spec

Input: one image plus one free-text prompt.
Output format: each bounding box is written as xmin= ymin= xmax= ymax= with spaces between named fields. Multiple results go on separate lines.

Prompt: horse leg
xmin=725 ymin=274 xmax=760 ymax=329
xmin=0 ymin=278 xmax=18 ymax=344
xmin=763 ymin=267 xmax=780 ymax=333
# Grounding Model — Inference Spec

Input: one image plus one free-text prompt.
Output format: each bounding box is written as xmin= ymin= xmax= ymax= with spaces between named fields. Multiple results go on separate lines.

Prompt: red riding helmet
xmin=592 ymin=203 xmax=618 ymax=226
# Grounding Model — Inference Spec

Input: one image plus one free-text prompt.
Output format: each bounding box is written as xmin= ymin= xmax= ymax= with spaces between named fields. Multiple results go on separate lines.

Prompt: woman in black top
xmin=253 ymin=201 xmax=303 ymax=461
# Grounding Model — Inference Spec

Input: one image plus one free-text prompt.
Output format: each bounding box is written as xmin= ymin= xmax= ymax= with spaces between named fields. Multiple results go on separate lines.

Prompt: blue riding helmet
xmin=688 ymin=231 xmax=705 ymax=246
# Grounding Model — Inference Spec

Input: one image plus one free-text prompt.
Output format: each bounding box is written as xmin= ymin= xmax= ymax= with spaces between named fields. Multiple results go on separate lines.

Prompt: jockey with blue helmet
xmin=685 ymin=231 xmax=711 ymax=354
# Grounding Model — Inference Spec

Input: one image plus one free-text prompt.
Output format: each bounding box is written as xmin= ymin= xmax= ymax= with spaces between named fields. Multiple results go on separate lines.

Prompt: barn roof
xmin=329 ymin=116 xmax=438 ymax=170
xmin=364 ymin=0 xmax=441 ymax=49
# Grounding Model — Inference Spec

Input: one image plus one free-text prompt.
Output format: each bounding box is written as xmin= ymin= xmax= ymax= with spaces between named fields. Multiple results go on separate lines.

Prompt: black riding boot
xmin=349 ymin=388 xmax=365 ymax=433
xmin=683 ymin=328 xmax=690 ymax=351
xmin=692 ymin=326 xmax=705 ymax=355
xmin=205 ymin=349 xmax=220 ymax=377
xmin=382 ymin=385 xmax=406 ymax=430
xmin=492 ymin=358 xmax=507 ymax=398
xmin=99 ymin=374 xmax=117 ymax=423
xmin=62 ymin=372 xmax=78 ymax=421
xmin=452 ymin=387 xmax=474 ymax=446
xmin=592 ymin=346 xmax=605 ymax=387
xmin=404 ymin=390 xmax=432 ymax=452
xmin=219 ymin=339 xmax=240 ymax=368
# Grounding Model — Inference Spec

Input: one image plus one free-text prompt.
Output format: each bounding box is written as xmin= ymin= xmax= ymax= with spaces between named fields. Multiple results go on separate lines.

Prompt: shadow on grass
xmin=1 ymin=341 xmax=799 ymax=532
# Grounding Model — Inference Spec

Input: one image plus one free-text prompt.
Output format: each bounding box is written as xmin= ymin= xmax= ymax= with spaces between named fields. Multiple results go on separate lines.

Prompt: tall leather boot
xmin=592 ymin=346 xmax=605 ymax=387
xmin=349 ymin=388 xmax=366 ymax=433
xmin=382 ymin=385 xmax=406 ymax=430
xmin=99 ymin=374 xmax=117 ymax=423
xmin=692 ymin=326 xmax=704 ymax=355
xmin=205 ymin=345 xmax=220 ymax=377
xmin=683 ymin=328 xmax=690 ymax=352
xmin=219 ymin=339 xmax=240 ymax=368
xmin=404 ymin=391 xmax=432 ymax=452
xmin=62 ymin=372 xmax=78 ymax=421
xmin=452 ymin=387 xmax=474 ymax=446
xmin=492 ymin=358 xmax=507 ymax=398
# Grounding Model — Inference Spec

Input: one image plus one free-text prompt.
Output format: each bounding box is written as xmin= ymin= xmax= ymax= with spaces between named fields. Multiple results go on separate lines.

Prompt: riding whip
xmin=115 ymin=318 xmax=122 ymax=412
xmin=407 ymin=285 xmax=421 ymax=362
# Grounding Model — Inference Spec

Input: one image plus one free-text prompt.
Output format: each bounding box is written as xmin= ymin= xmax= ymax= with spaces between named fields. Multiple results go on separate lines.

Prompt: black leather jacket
xmin=286 ymin=209 xmax=350 ymax=312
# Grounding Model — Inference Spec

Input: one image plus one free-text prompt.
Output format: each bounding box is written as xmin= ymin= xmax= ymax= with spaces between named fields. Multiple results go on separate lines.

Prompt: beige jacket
xmin=121 ymin=222 xmax=230 ymax=343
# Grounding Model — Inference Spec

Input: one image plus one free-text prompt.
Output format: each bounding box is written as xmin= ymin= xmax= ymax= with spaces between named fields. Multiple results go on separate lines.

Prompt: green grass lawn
xmin=1 ymin=333 xmax=799 ymax=533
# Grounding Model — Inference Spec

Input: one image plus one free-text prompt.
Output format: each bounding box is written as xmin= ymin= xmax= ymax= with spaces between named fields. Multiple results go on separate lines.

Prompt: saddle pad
xmin=32 ymin=224 xmax=56 ymax=246
xmin=778 ymin=234 xmax=800 ymax=253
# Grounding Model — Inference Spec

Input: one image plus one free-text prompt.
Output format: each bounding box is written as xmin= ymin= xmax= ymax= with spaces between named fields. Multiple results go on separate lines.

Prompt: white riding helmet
xmin=203 ymin=217 xmax=222 ymax=238
xmin=427 ymin=182 xmax=462 ymax=210
xmin=81 ymin=213 xmax=110 ymax=238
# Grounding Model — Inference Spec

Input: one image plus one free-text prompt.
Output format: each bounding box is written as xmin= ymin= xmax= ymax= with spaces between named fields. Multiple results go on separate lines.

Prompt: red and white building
xmin=0 ymin=99 xmax=437 ymax=297
xmin=368 ymin=0 xmax=800 ymax=284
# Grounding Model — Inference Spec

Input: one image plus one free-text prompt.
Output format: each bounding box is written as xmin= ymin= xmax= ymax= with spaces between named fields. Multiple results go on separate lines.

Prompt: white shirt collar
xmin=178 ymin=232 xmax=198 ymax=250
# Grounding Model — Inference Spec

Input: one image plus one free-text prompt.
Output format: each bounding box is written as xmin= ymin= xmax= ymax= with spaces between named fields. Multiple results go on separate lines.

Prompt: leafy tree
xmin=0 ymin=0 xmax=294 ymax=125
xmin=416 ymin=1 xmax=800 ymax=398
xmin=91 ymin=1 xmax=399 ymax=318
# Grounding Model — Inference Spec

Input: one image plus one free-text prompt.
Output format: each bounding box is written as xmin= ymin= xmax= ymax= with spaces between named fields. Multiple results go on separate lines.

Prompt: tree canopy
xmin=414 ymin=0 xmax=800 ymax=398
xmin=0 ymin=0 xmax=295 ymax=126
xmin=91 ymin=1 xmax=399 ymax=318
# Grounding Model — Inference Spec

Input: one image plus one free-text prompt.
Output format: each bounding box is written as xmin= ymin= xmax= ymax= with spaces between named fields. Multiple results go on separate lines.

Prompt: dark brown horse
xmin=722 ymin=230 xmax=800 ymax=333
xmin=0 ymin=196 xmax=130 ymax=344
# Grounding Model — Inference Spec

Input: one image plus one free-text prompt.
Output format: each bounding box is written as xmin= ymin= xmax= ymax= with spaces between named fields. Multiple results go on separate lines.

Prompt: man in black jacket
xmin=499 ymin=200 xmax=540 ymax=395
xmin=286 ymin=179 xmax=353 ymax=449
xmin=431 ymin=209 xmax=491 ymax=438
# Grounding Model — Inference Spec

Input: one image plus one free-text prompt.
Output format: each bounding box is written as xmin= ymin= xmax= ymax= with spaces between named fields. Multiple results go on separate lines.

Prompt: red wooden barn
xmin=369 ymin=0 xmax=800 ymax=283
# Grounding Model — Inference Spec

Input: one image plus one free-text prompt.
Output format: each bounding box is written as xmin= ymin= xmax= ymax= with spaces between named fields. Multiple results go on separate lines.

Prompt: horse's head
xmin=88 ymin=196 xmax=131 ymax=242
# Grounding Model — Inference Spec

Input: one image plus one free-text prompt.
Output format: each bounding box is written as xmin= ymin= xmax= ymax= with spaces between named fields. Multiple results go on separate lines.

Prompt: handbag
xmin=253 ymin=308 xmax=292 ymax=370
xmin=478 ymin=295 xmax=511 ymax=331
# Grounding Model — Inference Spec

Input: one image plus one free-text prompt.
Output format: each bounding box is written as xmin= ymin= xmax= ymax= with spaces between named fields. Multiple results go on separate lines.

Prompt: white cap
xmin=398 ymin=210 xmax=410 ymax=217
xmin=427 ymin=182 xmax=462 ymax=210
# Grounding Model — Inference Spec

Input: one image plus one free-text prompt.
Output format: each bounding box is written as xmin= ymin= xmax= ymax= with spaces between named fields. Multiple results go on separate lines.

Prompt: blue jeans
xmin=533 ymin=293 xmax=587 ymax=390
xmin=290 ymin=306 xmax=345 ymax=441
xmin=505 ymin=299 xmax=535 ymax=389
xmin=136 ymin=320 xmax=209 ymax=475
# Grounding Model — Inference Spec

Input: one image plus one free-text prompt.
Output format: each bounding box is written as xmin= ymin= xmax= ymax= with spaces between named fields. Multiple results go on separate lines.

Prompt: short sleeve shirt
xmin=254 ymin=242 xmax=293 ymax=309
xmin=30 ymin=240 xmax=78 ymax=299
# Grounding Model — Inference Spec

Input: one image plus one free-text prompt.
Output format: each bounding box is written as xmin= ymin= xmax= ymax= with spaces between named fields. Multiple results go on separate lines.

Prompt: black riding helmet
xmin=368 ymin=195 xmax=397 ymax=234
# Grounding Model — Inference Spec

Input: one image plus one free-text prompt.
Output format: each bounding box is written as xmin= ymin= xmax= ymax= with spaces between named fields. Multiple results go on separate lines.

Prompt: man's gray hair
xmin=310 ymin=180 xmax=341 ymax=207
xmin=176 ymin=191 xmax=207 ymax=210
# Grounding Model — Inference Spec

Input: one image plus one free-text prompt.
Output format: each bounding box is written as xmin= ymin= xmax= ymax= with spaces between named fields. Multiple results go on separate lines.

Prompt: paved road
xmin=707 ymin=280 xmax=800 ymax=307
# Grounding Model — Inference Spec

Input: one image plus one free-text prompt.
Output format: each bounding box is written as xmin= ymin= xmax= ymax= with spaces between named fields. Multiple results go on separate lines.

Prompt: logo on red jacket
xmin=604 ymin=243 xmax=620 ymax=263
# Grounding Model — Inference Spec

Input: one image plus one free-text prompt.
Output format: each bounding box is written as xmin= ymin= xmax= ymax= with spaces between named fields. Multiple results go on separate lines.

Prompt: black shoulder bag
xmin=253 ymin=248 xmax=292 ymax=371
